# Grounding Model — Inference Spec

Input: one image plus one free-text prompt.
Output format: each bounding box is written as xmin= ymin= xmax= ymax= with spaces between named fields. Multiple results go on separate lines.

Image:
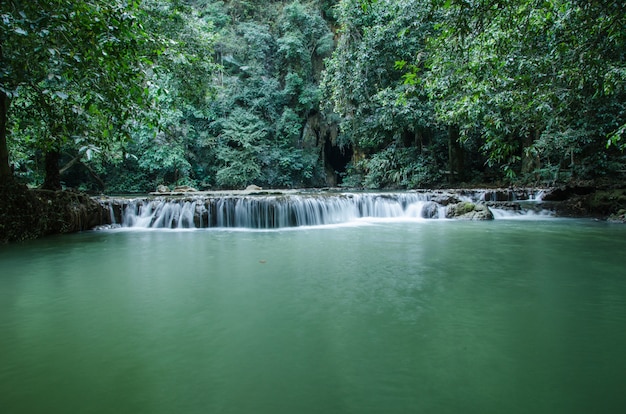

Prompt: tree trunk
xmin=41 ymin=149 xmax=62 ymax=190
xmin=80 ymin=159 xmax=106 ymax=191
xmin=0 ymin=41 xmax=13 ymax=185
xmin=448 ymin=125 xmax=464 ymax=183
xmin=0 ymin=90 xmax=13 ymax=185
xmin=521 ymin=129 xmax=540 ymax=175
xmin=415 ymin=129 xmax=423 ymax=152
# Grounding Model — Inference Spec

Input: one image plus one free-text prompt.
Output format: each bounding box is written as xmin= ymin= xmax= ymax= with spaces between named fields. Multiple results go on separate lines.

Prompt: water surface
xmin=1 ymin=219 xmax=625 ymax=413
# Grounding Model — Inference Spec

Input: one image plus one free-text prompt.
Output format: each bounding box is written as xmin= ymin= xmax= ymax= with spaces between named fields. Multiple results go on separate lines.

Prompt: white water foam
xmin=490 ymin=208 xmax=554 ymax=220
xmin=101 ymin=191 xmax=555 ymax=230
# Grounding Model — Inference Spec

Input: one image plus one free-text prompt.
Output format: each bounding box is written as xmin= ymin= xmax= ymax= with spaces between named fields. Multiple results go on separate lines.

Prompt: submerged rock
xmin=445 ymin=202 xmax=494 ymax=220
xmin=93 ymin=223 xmax=122 ymax=230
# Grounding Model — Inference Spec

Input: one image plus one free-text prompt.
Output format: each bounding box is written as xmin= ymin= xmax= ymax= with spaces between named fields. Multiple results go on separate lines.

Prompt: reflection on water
xmin=1 ymin=220 xmax=625 ymax=414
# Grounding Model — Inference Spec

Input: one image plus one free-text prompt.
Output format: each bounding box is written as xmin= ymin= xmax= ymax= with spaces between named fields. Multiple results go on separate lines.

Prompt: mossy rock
xmin=445 ymin=202 xmax=494 ymax=220
xmin=607 ymin=209 xmax=626 ymax=224
xmin=586 ymin=189 xmax=626 ymax=216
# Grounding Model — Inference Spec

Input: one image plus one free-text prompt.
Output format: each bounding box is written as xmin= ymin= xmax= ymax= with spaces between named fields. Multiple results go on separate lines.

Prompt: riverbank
xmin=0 ymin=182 xmax=108 ymax=244
xmin=541 ymin=185 xmax=626 ymax=222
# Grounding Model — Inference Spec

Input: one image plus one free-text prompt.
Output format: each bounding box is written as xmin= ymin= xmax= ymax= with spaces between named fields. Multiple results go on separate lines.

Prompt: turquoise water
xmin=1 ymin=219 xmax=625 ymax=413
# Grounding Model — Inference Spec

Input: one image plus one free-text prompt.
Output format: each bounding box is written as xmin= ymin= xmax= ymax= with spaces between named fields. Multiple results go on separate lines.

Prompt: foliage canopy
xmin=2 ymin=0 xmax=625 ymax=191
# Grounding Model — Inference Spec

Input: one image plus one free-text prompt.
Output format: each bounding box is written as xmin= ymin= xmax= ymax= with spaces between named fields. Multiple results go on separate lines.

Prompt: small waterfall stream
xmin=99 ymin=189 xmax=550 ymax=229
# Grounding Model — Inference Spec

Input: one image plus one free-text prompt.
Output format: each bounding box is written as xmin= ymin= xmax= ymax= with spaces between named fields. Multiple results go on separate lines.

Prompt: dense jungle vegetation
xmin=1 ymin=0 xmax=625 ymax=193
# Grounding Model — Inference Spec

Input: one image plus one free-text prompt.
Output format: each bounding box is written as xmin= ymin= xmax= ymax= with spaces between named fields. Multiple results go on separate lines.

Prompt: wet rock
xmin=421 ymin=201 xmax=440 ymax=219
xmin=542 ymin=186 xmax=594 ymax=201
xmin=482 ymin=190 xmax=512 ymax=202
xmin=445 ymin=202 xmax=494 ymax=220
xmin=173 ymin=185 xmax=198 ymax=192
xmin=607 ymin=209 xmax=626 ymax=224
xmin=550 ymin=188 xmax=626 ymax=218
xmin=430 ymin=193 xmax=460 ymax=206
xmin=485 ymin=201 xmax=521 ymax=211
xmin=93 ymin=224 xmax=122 ymax=230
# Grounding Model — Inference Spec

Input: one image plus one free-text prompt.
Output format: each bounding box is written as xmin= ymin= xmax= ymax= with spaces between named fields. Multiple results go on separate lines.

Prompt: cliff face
xmin=0 ymin=183 xmax=108 ymax=243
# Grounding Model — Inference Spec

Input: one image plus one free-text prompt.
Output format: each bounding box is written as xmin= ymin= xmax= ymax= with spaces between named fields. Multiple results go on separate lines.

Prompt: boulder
xmin=421 ymin=201 xmax=440 ymax=219
xmin=245 ymin=184 xmax=263 ymax=191
xmin=156 ymin=184 xmax=169 ymax=193
xmin=445 ymin=202 xmax=494 ymax=220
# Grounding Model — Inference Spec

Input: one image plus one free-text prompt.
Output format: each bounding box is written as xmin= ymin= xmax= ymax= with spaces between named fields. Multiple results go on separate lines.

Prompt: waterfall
xmin=108 ymin=203 xmax=117 ymax=225
xmin=100 ymin=190 xmax=552 ymax=229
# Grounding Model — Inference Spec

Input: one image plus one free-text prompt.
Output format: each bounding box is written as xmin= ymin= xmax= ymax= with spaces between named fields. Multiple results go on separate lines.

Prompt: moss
xmin=445 ymin=201 xmax=494 ymax=220
xmin=456 ymin=202 xmax=476 ymax=215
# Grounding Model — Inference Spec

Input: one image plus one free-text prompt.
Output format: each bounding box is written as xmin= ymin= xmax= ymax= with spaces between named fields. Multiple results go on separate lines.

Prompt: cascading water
xmin=100 ymin=190 xmax=552 ymax=230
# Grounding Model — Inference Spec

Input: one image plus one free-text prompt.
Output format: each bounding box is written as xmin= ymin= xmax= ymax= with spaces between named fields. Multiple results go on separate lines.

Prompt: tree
xmin=425 ymin=0 xmax=626 ymax=181
xmin=196 ymin=1 xmax=331 ymax=189
xmin=325 ymin=0 xmax=625 ymax=186
xmin=111 ymin=0 xmax=219 ymax=190
xmin=322 ymin=0 xmax=443 ymax=187
xmin=0 ymin=0 xmax=149 ymax=189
